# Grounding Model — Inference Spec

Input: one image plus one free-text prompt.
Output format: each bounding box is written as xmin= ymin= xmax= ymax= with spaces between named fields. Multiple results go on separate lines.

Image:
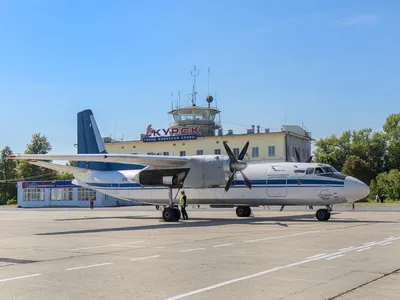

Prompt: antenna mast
xmin=207 ymin=66 xmax=210 ymax=96
xmin=190 ymin=65 xmax=199 ymax=106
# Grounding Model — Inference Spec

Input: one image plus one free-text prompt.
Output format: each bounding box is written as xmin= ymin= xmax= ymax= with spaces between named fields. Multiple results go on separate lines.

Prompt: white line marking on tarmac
xmin=0 ymin=274 xmax=41 ymax=283
xmin=112 ymin=245 xmax=146 ymax=248
xmin=357 ymin=247 xmax=371 ymax=252
xmin=339 ymin=247 xmax=354 ymax=251
xmin=212 ymin=243 xmax=233 ymax=248
xmin=380 ymin=242 xmax=393 ymax=246
xmin=306 ymin=253 xmax=327 ymax=259
xmin=326 ymin=254 xmax=343 ymax=260
xmin=179 ymin=248 xmax=205 ymax=253
xmin=71 ymin=241 xmax=144 ymax=250
xmin=363 ymin=241 xmax=376 ymax=245
xmin=243 ymin=230 xmax=324 ymax=243
xmin=66 ymin=262 xmax=113 ymax=271
xmin=155 ymin=246 xmax=166 ymax=249
xmin=165 ymin=237 xmax=399 ymax=300
xmin=130 ymin=255 xmax=160 ymax=261
xmin=164 ymin=253 xmax=340 ymax=300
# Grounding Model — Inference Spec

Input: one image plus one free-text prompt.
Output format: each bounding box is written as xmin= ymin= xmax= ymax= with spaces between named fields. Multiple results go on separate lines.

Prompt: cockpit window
xmin=322 ymin=166 xmax=337 ymax=173
xmin=314 ymin=167 xmax=324 ymax=174
xmin=305 ymin=167 xmax=314 ymax=174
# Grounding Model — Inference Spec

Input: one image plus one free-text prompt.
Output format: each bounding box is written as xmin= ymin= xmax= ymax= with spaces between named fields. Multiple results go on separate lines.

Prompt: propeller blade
xmin=222 ymin=141 xmax=237 ymax=162
xmin=224 ymin=173 xmax=235 ymax=192
xmin=238 ymin=141 xmax=249 ymax=161
xmin=240 ymin=171 xmax=252 ymax=189
xmin=306 ymin=156 xmax=313 ymax=163
xmin=294 ymin=148 xmax=301 ymax=162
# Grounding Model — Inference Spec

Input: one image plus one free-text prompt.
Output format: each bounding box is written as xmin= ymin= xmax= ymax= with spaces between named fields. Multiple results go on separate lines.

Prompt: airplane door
xmin=266 ymin=176 xmax=287 ymax=197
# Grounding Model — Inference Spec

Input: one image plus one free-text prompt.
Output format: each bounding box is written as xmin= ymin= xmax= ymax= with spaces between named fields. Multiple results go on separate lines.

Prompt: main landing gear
xmin=161 ymin=188 xmax=181 ymax=222
xmin=315 ymin=205 xmax=332 ymax=221
xmin=236 ymin=206 xmax=252 ymax=217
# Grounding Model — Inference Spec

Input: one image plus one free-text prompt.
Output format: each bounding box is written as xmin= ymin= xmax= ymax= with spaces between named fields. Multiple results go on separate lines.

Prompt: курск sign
xmin=146 ymin=125 xmax=200 ymax=136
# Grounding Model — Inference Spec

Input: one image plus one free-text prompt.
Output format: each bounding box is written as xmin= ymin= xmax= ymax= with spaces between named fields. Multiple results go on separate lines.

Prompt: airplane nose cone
xmin=343 ymin=176 xmax=370 ymax=202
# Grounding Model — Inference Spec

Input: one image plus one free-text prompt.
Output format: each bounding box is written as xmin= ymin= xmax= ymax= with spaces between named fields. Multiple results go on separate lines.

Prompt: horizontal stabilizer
xmin=26 ymin=160 xmax=89 ymax=175
xmin=8 ymin=154 xmax=191 ymax=168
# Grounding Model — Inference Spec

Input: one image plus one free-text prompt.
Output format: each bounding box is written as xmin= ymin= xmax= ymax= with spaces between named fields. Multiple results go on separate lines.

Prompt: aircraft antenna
xmin=190 ymin=65 xmax=199 ymax=106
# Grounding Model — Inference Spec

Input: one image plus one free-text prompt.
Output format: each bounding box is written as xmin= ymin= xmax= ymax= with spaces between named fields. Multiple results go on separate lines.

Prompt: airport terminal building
xmin=16 ymin=180 xmax=139 ymax=208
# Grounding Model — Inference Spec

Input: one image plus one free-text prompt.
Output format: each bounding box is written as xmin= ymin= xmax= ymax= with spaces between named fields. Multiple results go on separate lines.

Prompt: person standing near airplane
xmin=179 ymin=191 xmax=188 ymax=220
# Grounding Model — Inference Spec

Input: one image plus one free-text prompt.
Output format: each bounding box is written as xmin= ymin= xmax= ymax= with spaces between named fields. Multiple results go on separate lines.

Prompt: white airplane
xmin=8 ymin=109 xmax=370 ymax=222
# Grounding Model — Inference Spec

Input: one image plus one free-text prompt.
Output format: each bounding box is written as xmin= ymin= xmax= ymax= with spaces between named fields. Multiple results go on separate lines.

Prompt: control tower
xmin=168 ymin=65 xmax=222 ymax=137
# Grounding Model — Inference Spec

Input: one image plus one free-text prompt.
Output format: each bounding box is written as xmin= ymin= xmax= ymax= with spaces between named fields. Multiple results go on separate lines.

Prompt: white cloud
xmin=340 ymin=14 xmax=377 ymax=26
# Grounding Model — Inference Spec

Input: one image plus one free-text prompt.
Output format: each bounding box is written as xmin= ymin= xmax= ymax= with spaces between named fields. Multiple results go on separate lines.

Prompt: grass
xmin=342 ymin=201 xmax=400 ymax=206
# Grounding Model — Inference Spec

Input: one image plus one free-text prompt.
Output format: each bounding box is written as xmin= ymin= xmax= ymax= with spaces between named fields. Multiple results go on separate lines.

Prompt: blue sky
xmin=1 ymin=0 xmax=399 ymax=155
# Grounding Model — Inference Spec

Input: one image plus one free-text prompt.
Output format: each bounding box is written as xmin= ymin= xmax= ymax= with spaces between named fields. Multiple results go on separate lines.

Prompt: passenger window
xmin=305 ymin=168 xmax=314 ymax=174
xmin=315 ymin=167 xmax=324 ymax=174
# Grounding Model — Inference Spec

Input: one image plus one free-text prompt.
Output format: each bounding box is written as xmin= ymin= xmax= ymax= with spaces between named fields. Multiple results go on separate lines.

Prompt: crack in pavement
xmin=326 ymin=268 xmax=400 ymax=299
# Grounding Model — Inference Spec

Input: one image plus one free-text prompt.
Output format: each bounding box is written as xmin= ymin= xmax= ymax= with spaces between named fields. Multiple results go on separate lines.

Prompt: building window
xmin=233 ymin=148 xmax=240 ymax=157
xmin=78 ymin=188 xmax=96 ymax=201
xmin=23 ymin=188 xmax=45 ymax=201
xmin=252 ymin=147 xmax=259 ymax=157
xmin=215 ymin=149 xmax=221 ymax=155
xmin=196 ymin=150 xmax=203 ymax=155
xmin=163 ymin=152 xmax=169 ymax=156
xmin=268 ymin=146 xmax=275 ymax=156
xmin=50 ymin=188 xmax=73 ymax=201
xmin=180 ymin=151 xmax=186 ymax=156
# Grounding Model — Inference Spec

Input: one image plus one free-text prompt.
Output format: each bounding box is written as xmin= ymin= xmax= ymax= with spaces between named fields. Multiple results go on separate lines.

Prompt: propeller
xmin=294 ymin=148 xmax=313 ymax=163
xmin=222 ymin=141 xmax=252 ymax=192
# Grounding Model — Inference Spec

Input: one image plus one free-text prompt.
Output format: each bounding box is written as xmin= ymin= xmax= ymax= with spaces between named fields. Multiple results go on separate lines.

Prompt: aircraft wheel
xmin=173 ymin=208 xmax=181 ymax=221
xmin=236 ymin=206 xmax=250 ymax=218
xmin=163 ymin=207 xmax=178 ymax=222
xmin=316 ymin=209 xmax=330 ymax=221
xmin=245 ymin=206 xmax=252 ymax=217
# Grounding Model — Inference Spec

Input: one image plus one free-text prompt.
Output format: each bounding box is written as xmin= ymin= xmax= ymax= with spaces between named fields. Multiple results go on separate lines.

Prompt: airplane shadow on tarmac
xmin=37 ymin=213 xmax=399 ymax=236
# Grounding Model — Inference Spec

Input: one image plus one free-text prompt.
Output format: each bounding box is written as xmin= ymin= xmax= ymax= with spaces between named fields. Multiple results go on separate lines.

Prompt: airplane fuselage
xmin=73 ymin=161 xmax=350 ymax=207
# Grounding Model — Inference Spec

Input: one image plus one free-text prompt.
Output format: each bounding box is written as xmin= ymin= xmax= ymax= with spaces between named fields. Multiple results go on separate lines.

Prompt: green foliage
xmin=56 ymin=172 xmax=74 ymax=180
xmin=341 ymin=155 xmax=375 ymax=185
xmin=16 ymin=133 xmax=58 ymax=181
xmin=314 ymin=112 xmax=400 ymax=201
xmin=6 ymin=199 xmax=17 ymax=205
xmin=383 ymin=113 xmax=400 ymax=170
xmin=369 ymin=169 xmax=400 ymax=201
xmin=0 ymin=146 xmax=18 ymax=203
xmin=67 ymin=160 xmax=78 ymax=167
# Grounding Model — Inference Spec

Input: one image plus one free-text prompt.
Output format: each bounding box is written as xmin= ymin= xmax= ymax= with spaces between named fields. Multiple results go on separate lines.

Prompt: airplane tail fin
xmin=77 ymin=109 xmax=111 ymax=171
xmin=76 ymin=109 xmax=144 ymax=171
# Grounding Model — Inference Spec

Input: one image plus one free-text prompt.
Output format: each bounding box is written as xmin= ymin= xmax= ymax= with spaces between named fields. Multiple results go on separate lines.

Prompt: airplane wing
xmin=7 ymin=154 xmax=191 ymax=168
xmin=27 ymin=160 xmax=90 ymax=175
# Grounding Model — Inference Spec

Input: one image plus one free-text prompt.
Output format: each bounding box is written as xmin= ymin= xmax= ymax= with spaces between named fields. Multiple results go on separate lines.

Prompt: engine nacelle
xmin=132 ymin=167 xmax=190 ymax=188
xmin=183 ymin=155 xmax=232 ymax=188
xmin=162 ymin=171 xmax=186 ymax=185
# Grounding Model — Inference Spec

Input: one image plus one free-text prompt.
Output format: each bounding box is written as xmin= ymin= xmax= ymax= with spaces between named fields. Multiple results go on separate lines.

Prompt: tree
xmin=16 ymin=133 xmax=57 ymax=181
xmin=313 ymin=128 xmax=387 ymax=177
xmin=341 ymin=155 xmax=375 ymax=185
xmin=67 ymin=160 xmax=78 ymax=167
xmin=383 ymin=113 xmax=400 ymax=170
xmin=370 ymin=169 xmax=400 ymax=201
xmin=0 ymin=146 xmax=17 ymax=204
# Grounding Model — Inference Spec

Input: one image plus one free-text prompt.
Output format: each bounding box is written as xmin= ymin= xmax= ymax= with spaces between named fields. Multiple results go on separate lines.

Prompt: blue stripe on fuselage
xmin=85 ymin=178 xmax=344 ymax=189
